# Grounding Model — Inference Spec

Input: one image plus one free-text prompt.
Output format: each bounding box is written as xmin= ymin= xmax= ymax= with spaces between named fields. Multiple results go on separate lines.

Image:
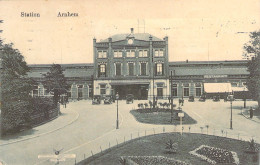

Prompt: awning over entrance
xmin=110 ymin=80 xmax=150 ymax=85
xmin=204 ymin=83 xmax=232 ymax=93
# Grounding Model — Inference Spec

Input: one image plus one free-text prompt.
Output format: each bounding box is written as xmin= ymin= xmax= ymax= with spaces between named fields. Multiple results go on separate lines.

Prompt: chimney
xmin=130 ymin=28 xmax=134 ymax=34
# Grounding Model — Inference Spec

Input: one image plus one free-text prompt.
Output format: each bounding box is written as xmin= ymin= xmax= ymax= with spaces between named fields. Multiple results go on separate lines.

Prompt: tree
xmin=43 ymin=64 xmax=68 ymax=110
xmin=243 ymin=30 xmax=260 ymax=109
xmin=0 ymin=43 xmax=34 ymax=135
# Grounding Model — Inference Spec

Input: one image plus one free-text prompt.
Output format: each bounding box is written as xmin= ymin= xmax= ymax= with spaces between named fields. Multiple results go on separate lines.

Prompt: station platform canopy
xmin=204 ymin=83 xmax=232 ymax=93
xmin=204 ymin=83 xmax=248 ymax=93
xmin=231 ymin=86 xmax=248 ymax=92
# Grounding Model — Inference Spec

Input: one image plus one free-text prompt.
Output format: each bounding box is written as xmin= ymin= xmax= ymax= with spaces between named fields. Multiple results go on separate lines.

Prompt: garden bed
xmin=121 ymin=156 xmax=191 ymax=165
xmin=78 ymin=133 xmax=259 ymax=165
xmin=130 ymin=109 xmax=197 ymax=125
xmin=189 ymin=145 xmax=239 ymax=164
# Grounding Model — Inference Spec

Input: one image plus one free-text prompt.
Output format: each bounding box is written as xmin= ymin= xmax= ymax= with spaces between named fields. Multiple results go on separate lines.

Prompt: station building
xmin=27 ymin=29 xmax=249 ymax=100
xmin=93 ymin=28 xmax=169 ymax=99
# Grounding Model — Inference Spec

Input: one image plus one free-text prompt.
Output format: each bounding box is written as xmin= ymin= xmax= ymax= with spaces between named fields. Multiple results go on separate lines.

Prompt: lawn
xmin=78 ymin=133 xmax=259 ymax=165
xmin=130 ymin=109 xmax=197 ymax=125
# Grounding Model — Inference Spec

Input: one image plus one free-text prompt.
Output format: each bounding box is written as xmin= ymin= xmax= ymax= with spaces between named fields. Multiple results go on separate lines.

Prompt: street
xmin=0 ymin=99 xmax=259 ymax=165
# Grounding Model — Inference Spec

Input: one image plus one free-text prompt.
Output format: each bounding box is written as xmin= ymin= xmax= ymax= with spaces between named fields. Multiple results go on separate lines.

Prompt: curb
xmin=0 ymin=110 xmax=79 ymax=146
xmin=241 ymin=110 xmax=260 ymax=124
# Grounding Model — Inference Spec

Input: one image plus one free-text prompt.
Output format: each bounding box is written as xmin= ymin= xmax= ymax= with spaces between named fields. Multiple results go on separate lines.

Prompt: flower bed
xmin=189 ymin=145 xmax=239 ymax=164
xmin=121 ymin=156 xmax=191 ymax=165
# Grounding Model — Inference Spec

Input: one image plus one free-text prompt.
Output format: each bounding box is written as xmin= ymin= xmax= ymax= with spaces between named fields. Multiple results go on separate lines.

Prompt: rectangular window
xmin=126 ymin=50 xmax=135 ymax=57
xmin=98 ymin=51 xmax=107 ymax=58
xmin=184 ymin=88 xmax=189 ymax=96
xmin=98 ymin=64 xmax=106 ymax=77
xmin=100 ymin=84 xmax=106 ymax=95
xmin=172 ymin=83 xmax=178 ymax=96
xmin=156 ymin=63 xmax=164 ymax=75
xmin=33 ymin=89 xmax=38 ymax=97
xmin=159 ymin=49 xmax=164 ymax=56
xmin=172 ymin=88 xmax=177 ymax=96
xmin=139 ymin=50 xmax=148 ymax=57
xmin=128 ymin=63 xmax=134 ymax=76
xmin=155 ymin=50 xmax=159 ymax=57
xmin=196 ymin=88 xmax=201 ymax=96
xmin=154 ymin=49 xmax=164 ymax=57
xmin=140 ymin=63 xmax=146 ymax=75
xmin=157 ymin=88 xmax=163 ymax=97
xmin=114 ymin=51 xmax=122 ymax=58
xmin=183 ymin=83 xmax=189 ymax=87
xmin=116 ymin=63 xmax=121 ymax=76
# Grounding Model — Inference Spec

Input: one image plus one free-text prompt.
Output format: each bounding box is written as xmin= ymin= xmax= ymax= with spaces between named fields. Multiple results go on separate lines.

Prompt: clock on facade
xmin=128 ymin=39 xmax=134 ymax=44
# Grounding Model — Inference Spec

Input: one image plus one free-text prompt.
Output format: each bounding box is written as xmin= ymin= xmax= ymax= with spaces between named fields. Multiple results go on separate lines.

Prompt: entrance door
xmin=140 ymin=85 xmax=148 ymax=100
xmin=157 ymin=88 xmax=163 ymax=98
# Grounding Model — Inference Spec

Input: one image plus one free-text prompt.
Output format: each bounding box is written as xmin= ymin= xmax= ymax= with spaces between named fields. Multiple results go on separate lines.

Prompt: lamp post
xmin=229 ymin=94 xmax=234 ymax=129
xmin=152 ymin=57 xmax=155 ymax=109
xmin=170 ymin=71 xmax=173 ymax=123
xmin=116 ymin=92 xmax=119 ymax=129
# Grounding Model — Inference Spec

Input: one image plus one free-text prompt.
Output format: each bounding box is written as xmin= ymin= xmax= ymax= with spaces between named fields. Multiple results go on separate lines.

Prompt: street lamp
xmin=228 ymin=94 xmax=234 ymax=129
xmin=170 ymin=71 xmax=173 ymax=123
xmin=116 ymin=92 xmax=119 ymax=129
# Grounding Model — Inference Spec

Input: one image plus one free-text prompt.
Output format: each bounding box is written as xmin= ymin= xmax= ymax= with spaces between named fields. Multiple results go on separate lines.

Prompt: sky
xmin=0 ymin=0 xmax=259 ymax=64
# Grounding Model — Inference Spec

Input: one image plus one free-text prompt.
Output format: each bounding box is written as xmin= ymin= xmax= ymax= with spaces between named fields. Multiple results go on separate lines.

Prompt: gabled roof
xmin=99 ymin=33 xmax=163 ymax=43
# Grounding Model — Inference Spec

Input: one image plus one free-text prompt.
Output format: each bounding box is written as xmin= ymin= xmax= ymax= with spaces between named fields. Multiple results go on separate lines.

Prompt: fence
xmin=74 ymin=125 xmax=259 ymax=165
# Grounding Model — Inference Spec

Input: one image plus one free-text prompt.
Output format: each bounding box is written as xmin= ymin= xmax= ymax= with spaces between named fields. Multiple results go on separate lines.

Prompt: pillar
xmin=71 ymin=83 xmax=78 ymax=100
xmin=82 ymin=83 xmax=89 ymax=100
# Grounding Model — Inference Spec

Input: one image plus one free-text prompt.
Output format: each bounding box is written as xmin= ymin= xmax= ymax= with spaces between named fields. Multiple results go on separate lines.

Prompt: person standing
xmin=250 ymin=107 xmax=253 ymax=119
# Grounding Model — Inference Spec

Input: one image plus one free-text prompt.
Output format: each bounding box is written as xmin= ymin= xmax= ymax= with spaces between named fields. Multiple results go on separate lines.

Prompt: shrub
xmin=165 ymin=139 xmax=178 ymax=154
xmin=31 ymin=97 xmax=55 ymax=111
xmin=247 ymin=138 xmax=259 ymax=153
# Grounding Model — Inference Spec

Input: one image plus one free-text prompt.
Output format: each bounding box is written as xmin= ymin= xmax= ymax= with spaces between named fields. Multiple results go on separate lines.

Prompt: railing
xmin=75 ymin=125 xmax=258 ymax=165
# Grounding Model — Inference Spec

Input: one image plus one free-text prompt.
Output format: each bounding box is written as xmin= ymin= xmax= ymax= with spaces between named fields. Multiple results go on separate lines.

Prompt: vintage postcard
xmin=0 ymin=0 xmax=259 ymax=164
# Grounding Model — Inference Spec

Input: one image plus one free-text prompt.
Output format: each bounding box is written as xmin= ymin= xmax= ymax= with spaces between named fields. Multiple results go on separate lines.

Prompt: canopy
xmin=231 ymin=86 xmax=248 ymax=92
xmin=110 ymin=80 xmax=150 ymax=85
xmin=204 ymin=83 xmax=232 ymax=93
